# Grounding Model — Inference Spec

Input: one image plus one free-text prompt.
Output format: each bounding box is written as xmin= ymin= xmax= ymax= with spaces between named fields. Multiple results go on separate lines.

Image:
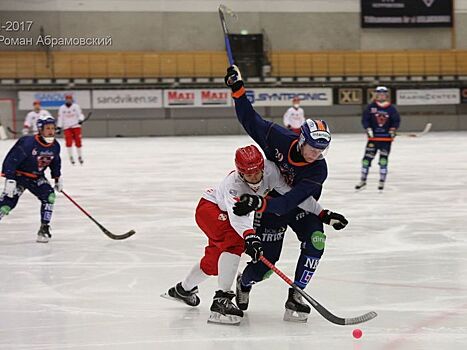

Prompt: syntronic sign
xmin=245 ymin=88 xmax=333 ymax=106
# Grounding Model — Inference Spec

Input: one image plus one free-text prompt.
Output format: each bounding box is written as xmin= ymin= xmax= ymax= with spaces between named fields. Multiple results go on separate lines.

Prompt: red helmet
xmin=64 ymin=93 xmax=73 ymax=99
xmin=235 ymin=145 xmax=264 ymax=175
xmin=33 ymin=100 xmax=41 ymax=106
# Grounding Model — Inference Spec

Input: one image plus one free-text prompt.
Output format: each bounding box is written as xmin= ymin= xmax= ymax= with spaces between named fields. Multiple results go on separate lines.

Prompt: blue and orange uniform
xmin=231 ymin=86 xmax=328 ymax=290
xmin=360 ymin=100 xmax=401 ymax=186
xmin=1 ymin=135 xmax=61 ymax=223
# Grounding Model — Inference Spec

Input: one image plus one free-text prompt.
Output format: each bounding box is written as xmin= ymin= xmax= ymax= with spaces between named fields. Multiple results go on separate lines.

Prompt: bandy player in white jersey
xmin=283 ymin=96 xmax=305 ymax=134
xmin=57 ymin=94 xmax=85 ymax=165
xmin=23 ymin=100 xmax=51 ymax=135
xmin=162 ymin=145 xmax=325 ymax=325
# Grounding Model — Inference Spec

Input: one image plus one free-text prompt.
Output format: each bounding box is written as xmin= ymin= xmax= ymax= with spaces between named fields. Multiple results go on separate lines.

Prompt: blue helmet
xmin=37 ymin=115 xmax=56 ymax=130
xmin=299 ymin=119 xmax=331 ymax=150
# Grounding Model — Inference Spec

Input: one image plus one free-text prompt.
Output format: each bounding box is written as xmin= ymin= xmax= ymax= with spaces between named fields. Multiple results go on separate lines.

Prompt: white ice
xmin=0 ymin=132 xmax=466 ymax=350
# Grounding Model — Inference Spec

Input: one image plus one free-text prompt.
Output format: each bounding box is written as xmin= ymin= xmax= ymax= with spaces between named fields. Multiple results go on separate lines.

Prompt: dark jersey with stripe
xmin=1 ymin=135 xmax=61 ymax=180
xmin=233 ymin=92 xmax=327 ymax=216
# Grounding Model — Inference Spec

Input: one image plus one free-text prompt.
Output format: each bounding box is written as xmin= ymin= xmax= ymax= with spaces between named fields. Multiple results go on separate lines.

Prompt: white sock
xmin=77 ymin=147 xmax=82 ymax=158
xmin=67 ymin=147 xmax=74 ymax=159
xmin=182 ymin=263 xmax=209 ymax=291
xmin=218 ymin=252 xmax=241 ymax=291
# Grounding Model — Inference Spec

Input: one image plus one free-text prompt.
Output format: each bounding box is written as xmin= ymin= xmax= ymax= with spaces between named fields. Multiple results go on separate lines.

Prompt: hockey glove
xmin=55 ymin=127 xmax=62 ymax=135
xmin=233 ymin=194 xmax=265 ymax=216
xmin=224 ymin=65 xmax=244 ymax=93
xmin=366 ymin=128 xmax=374 ymax=138
xmin=319 ymin=210 xmax=348 ymax=230
xmin=54 ymin=177 xmax=63 ymax=192
xmin=3 ymin=179 xmax=17 ymax=198
xmin=389 ymin=128 xmax=396 ymax=138
xmin=244 ymin=234 xmax=263 ymax=263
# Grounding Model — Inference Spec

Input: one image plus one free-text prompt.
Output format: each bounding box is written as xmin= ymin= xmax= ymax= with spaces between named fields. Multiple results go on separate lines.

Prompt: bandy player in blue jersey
xmin=1 ymin=115 xmax=63 ymax=243
xmin=224 ymin=65 xmax=348 ymax=322
xmin=355 ymin=86 xmax=401 ymax=191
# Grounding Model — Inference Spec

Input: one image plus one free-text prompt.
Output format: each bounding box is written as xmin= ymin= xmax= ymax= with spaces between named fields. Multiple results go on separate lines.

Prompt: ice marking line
xmin=382 ymin=302 xmax=467 ymax=350
xmin=319 ymin=276 xmax=467 ymax=292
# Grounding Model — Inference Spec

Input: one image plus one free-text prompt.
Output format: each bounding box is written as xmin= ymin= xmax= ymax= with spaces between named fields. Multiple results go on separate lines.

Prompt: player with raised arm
xmin=0 ymin=115 xmax=63 ymax=243
xmin=23 ymin=100 xmax=51 ymax=135
xmin=283 ymin=96 xmax=305 ymax=134
xmin=162 ymin=145 xmax=328 ymax=325
xmin=355 ymin=86 xmax=401 ymax=191
xmin=57 ymin=94 xmax=85 ymax=165
xmin=224 ymin=65 xmax=348 ymax=322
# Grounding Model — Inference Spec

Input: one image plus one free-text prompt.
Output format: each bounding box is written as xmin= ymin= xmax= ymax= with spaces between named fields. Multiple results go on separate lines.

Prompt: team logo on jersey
xmin=218 ymin=213 xmax=228 ymax=221
xmin=274 ymin=148 xmax=284 ymax=162
xmin=32 ymin=148 xmax=38 ymax=156
xmin=375 ymin=112 xmax=389 ymax=127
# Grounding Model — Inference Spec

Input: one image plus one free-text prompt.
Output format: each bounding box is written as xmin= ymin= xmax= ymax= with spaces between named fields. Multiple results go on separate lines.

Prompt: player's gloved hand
xmin=366 ymin=128 xmax=374 ymax=138
xmin=55 ymin=127 xmax=62 ymax=135
xmin=54 ymin=177 xmax=63 ymax=192
xmin=319 ymin=209 xmax=348 ymax=230
xmin=78 ymin=121 xmax=83 ymax=125
xmin=224 ymin=65 xmax=244 ymax=93
xmin=389 ymin=128 xmax=396 ymax=138
xmin=3 ymin=179 xmax=17 ymax=198
xmin=22 ymin=128 xmax=29 ymax=136
xmin=244 ymin=233 xmax=263 ymax=263
xmin=233 ymin=194 xmax=265 ymax=216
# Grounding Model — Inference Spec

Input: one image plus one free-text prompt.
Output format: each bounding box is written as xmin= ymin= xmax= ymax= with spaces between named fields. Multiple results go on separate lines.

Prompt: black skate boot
xmin=78 ymin=157 xmax=84 ymax=165
xmin=355 ymin=181 xmax=367 ymax=190
xmin=235 ymin=274 xmax=251 ymax=311
xmin=208 ymin=290 xmax=243 ymax=325
xmin=70 ymin=157 xmax=75 ymax=165
xmin=284 ymin=288 xmax=311 ymax=323
xmin=378 ymin=180 xmax=385 ymax=191
xmin=36 ymin=223 xmax=52 ymax=243
xmin=161 ymin=282 xmax=200 ymax=307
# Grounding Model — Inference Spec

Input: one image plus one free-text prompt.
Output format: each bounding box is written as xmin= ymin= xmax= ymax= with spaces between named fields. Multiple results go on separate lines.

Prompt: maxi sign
xmin=245 ymin=88 xmax=333 ymax=107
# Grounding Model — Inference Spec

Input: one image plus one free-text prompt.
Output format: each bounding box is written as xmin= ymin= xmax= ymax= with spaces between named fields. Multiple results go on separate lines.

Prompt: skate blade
xmin=207 ymin=312 xmax=242 ymax=325
xmin=283 ymin=309 xmax=309 ymax=323
xmin=160 ymin=293 xmax=187 ymax=305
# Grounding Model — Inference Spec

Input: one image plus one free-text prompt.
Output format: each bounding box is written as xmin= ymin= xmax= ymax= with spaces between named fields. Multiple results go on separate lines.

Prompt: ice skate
xmin=36 ymin=223 xmax=52 ymax=243
xmin=69 ymin=157 xmax=75 ymax=165
xmin=235 ymin=274 xmax=251 ymax=311
xmin=161 ymin=282 xmax=200 ymax=307
xmin=378 ymin=180 xmax=385 ymax=191
xmin=355 ymin=180 xmax=366 ymax=190
xmin=208 ymin=290 xmax=243 ymax=325
xmin=78 ymin=156 xmax=84 ymax=165
xmin=284 ymin=288 xmax=311 ymax=323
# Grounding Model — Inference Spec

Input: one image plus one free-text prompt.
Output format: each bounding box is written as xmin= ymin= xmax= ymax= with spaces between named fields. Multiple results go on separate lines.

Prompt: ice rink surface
xmin=0 ymin=132 xmax=466 ymax=350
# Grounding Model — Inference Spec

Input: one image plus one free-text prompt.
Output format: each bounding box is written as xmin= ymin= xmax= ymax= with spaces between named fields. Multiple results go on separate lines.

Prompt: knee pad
xmin=302 ymin=230 xmax=326 ymax=257
xmin=379 ymin=156 xmax=388 ymax=167
xmin=48 ymin=192 xmax=56 ymax=204
xmin=0 ymin=205 xmax=12 ymax=218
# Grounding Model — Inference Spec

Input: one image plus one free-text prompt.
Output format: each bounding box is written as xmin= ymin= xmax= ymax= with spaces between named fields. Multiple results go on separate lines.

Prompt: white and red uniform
xmin=57 ymin=103 xmax=84 ymax=148
xmin=196 ymin=159 xmax=322 ymax=275
xmin=283 ymin=106 xmax=305 ymax=134
xmin=23 ymin=109 xmax=51 ymax=135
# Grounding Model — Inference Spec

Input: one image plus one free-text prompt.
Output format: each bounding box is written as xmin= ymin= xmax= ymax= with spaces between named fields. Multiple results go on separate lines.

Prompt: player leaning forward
xmin=225 ymin=65 xmax=348 ymax=322
xmin=0 ymin=115 xmax=63 ymax=243
xmin=162 ymin=145 xmax=328 ymax=325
